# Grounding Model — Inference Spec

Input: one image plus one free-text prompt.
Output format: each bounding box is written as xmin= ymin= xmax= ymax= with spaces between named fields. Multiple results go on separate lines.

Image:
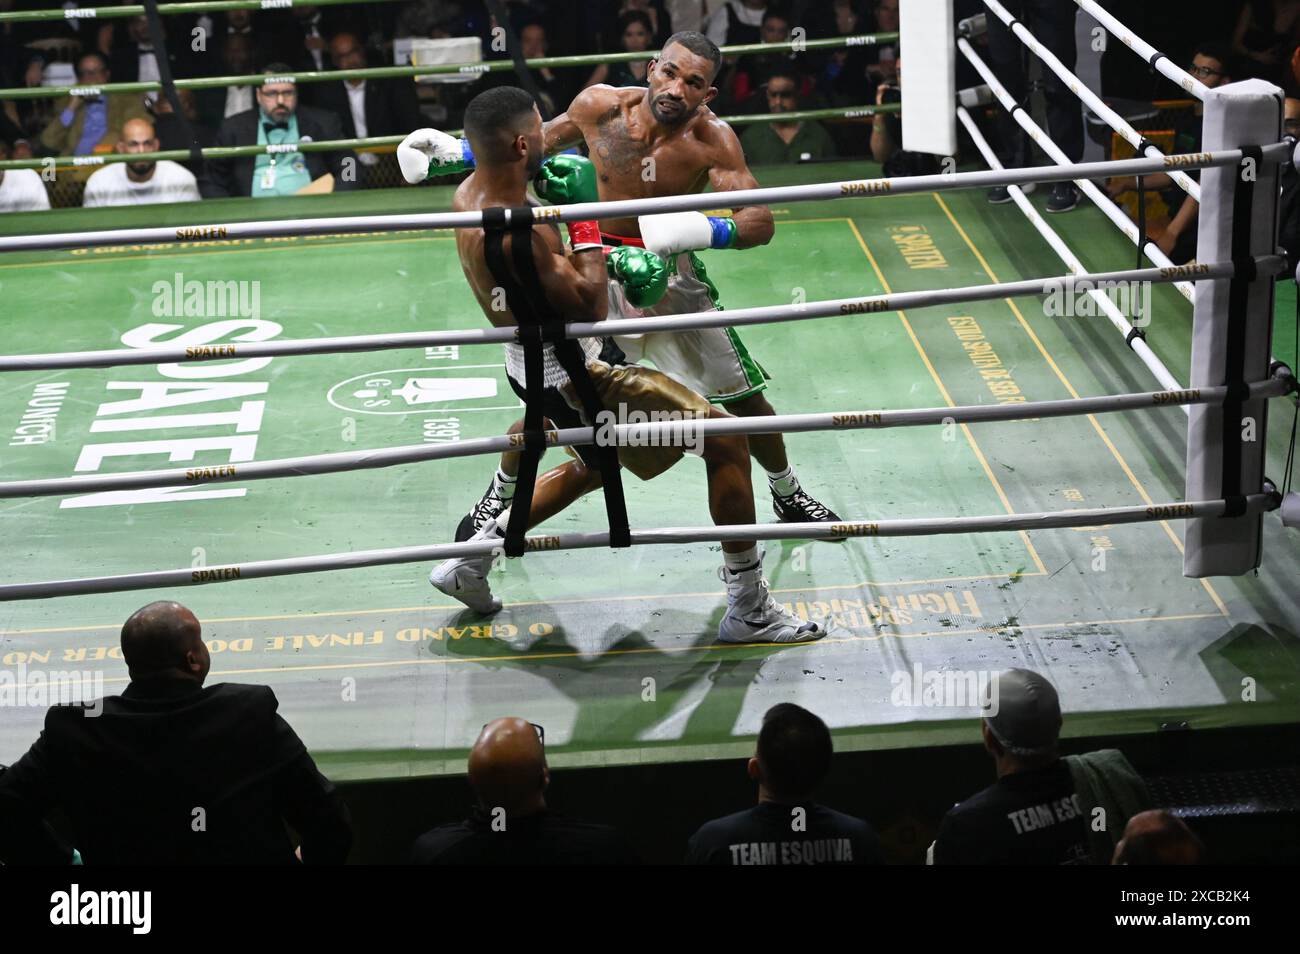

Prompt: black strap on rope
xmin=1125 ymin=327 xmax=1147 ymax=347
xmin=483 ymin=0 xmax=552 ymax=121
xmin=1136 ymin=171 xmax=1148 ymax=269
xmin=140 ymin=0 xmax=202 ymax=167
xmin=481 ymin=206 xmax=630 ymax=557
xmin=1221 ymin=145 xmax=1264 ymax=516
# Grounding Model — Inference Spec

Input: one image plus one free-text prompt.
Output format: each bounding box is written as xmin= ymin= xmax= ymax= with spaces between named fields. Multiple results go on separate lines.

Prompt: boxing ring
xmin=2 ymin=14 xmax=1299 ymax=782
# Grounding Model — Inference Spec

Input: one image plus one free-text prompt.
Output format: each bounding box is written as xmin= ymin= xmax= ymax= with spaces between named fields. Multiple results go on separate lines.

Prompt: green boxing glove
xmin=608 ymin=246 xmax=669 ymax=308
xmin=533 ymin=153 xmax=599 ymax=205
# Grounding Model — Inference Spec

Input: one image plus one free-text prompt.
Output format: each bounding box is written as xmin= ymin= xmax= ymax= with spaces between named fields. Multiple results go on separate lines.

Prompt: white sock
xmin=766 ymin=465 xmax=799 ymax=498
xmin=724 ymin=545 xmax=760 ymax=574
xmin=493 ymin=468 xmax=516 ymax=501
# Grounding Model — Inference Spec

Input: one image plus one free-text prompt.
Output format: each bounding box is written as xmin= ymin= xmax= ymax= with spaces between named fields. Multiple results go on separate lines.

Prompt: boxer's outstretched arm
xmin=542 ymin=86 xmax=605 ymax=155
xmin=708 ymin=124 xmax=775 ymax=250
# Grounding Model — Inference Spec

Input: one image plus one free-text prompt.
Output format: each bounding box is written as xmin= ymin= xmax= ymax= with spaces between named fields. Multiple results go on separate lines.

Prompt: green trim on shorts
xmin=684 ymin=252 xmax=770 ymax=403
xmin=686 ymin=252 xmax=725 ymax=311
xmin=711 ymin=326 xmax=770 ymax=403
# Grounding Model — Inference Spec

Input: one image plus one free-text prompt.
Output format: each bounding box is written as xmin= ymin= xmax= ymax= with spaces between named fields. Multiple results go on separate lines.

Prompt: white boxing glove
xmin=397 ymin=127 xmax=474 ymax=184
xmin=638 ymin=211 xmax=735 ymax=257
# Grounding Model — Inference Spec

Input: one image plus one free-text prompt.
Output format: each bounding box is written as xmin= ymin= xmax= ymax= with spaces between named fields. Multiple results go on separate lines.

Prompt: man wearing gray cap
xmin=931 ymin=669 xmax=1091 ymax=865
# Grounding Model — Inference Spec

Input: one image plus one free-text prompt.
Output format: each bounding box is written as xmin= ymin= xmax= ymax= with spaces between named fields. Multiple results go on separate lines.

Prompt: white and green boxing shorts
xmin=603 ymin=237 xmax=769 ymax=406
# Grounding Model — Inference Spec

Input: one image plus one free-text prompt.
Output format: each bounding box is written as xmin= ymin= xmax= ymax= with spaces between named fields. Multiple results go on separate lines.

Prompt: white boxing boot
xmin=717 ymin=564 xmax=826 ymax=644
xmin=430 ymin=518 xmax=504 ymax=614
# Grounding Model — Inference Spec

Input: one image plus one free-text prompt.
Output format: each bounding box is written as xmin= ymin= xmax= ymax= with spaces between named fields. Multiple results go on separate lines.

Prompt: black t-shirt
xmin=410 ymin=808 xmax=640 ymax=865
xmin=1279 ymin=165 xmax=1300 ymax=270
xmin=933 ymin=760 xmax=1091 ymax=865
xmin=685 ymin=801 xmax=885 ymax=865
xmin=1163 ymin=114 xmax=1203 ymax=217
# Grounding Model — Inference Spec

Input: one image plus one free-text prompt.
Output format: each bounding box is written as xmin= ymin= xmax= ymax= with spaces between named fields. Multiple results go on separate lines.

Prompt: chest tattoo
xmin=591 ymin=113 xmax=649 ymax=182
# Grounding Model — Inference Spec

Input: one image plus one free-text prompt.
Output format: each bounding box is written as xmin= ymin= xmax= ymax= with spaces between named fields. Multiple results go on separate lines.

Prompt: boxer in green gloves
xmin=399 ymin=31 xmax=842 ymax=547
xmin=430 ymin=86 xmax=825 ymax=644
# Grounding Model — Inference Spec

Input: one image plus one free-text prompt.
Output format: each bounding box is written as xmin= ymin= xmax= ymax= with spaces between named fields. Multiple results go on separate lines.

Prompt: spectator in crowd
xmin=728 ymin=6 xmax=813 ymax=110
xmin=3 ymin=53 xmax=56 ymax=149
xmin=740 ymin=67 xmax=836 ymax=164
xmin=517 ymin=20 xmax=572 ymax=117
xmin=601 ymin=0 xmax=673 ymax=50
xmin=984 ymin=0 xmax=1081 ymax=211
xmin=410 ymin=718 xmax=640 ymax=864
xmin=866 ymin=0 xmax=900 ymax=86
xmin=1106 ymin=41 xmax=1235 ymax=264
xmin=1113 ymin=810 xmax=1207 ymax=865
xmin=277 ymin=3 xmax=363 ymax=74
xmin=107 ymin=14 xmax=187 ymax=97
xmin=314 ymin=32 xmax=423 ymax=157
xmin=704 ymin=0 xmax=768 ymax=48
xmin=215 ymin=8 xmax=276 ymax=69
xmin=869 ymin=59 xmax=939 ymax=176
xmin=39 ymin=52 xmax=150 ymax=157
xmin=1279 ymin=97 xmax=1300 ymax=271
xmin=931 ymin=669 xmax=1092 ymax=865
xmin=1233 ymin=0 xmax=1300 ymax=84
xmin=195 ymin=32 xmax=259 ymax=129
xmin=0 ymin=601 xmax=352 ymax=864
xmin=148 ymin=88 xmax=217 ymax=178
xmin=686 ymin=704 xmax=883 ymax=865
xmin=203 ymin=65 xmax=357 ymax=198
xmin=83 ymin=118 xmax=201 ymax=207
xmin=815 ymin=0 xmax=874 ymax=108
xmin=480 ymin=19 xmax=572 ymax=118
xmin=0 ymin=140 xmax=51 ymax=212
xmin=583 ymin=10 xmax=655 ymax=89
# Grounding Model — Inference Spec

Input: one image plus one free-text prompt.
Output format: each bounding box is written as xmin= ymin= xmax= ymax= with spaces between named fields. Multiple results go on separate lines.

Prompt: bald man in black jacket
xmin=0 ymin=601 xmax=351 ymax=865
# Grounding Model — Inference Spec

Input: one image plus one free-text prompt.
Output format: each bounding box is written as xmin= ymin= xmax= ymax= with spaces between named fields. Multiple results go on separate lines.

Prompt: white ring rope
xmin=0 ymin=257 xmax=1271 ymax=373
xmin=1 ymin=378 xmax=1289 ymax=501
xmin=0 ymin=146 xmax=1286 ymax=255
xmin=0 ymin=492 xmax=1279 ymax=601
xmin=960 ymin=36 xmax=1197 ymax=302
xmin=1072 ymin=0 xmax=1209 ymax=100
xmin=956 ymin=106 xmax=1185 ymax=400
xmin=985 ymin=0 xmax=1199 ymax=202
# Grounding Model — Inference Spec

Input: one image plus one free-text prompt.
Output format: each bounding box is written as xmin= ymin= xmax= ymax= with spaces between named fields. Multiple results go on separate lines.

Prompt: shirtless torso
xmin=451 ymin=177 xmax=603 ymax=331
xmin=542 ymin=84 xmax=772 ymax=245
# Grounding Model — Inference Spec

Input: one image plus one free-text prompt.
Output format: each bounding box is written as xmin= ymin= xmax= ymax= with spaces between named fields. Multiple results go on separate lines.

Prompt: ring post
xmin=1185 ymin=79 xmax=1283 ymax=576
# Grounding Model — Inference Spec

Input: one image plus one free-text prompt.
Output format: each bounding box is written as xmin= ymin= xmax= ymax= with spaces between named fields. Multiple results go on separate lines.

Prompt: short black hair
xmin=661 ymin=30 xmax=722 ymax=80
xmin=463 ymin=85 xmax=538 ymax=157
xmin=1191 ymin=40 xmax=1233 ymax=76
xmin=763 ymin=5 xmax=793 ymax=25
xmin=764 ymin=66 xmax=802 ymax=90
xmin=261 ymin=62 xmax=294 ymax=76
xmin=756 ymin=703 xmax=833 ymax=799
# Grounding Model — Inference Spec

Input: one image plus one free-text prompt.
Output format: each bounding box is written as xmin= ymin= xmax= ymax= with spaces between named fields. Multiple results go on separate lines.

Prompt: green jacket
xmin=1065 ymin=749 xmax=1151 ymax=864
